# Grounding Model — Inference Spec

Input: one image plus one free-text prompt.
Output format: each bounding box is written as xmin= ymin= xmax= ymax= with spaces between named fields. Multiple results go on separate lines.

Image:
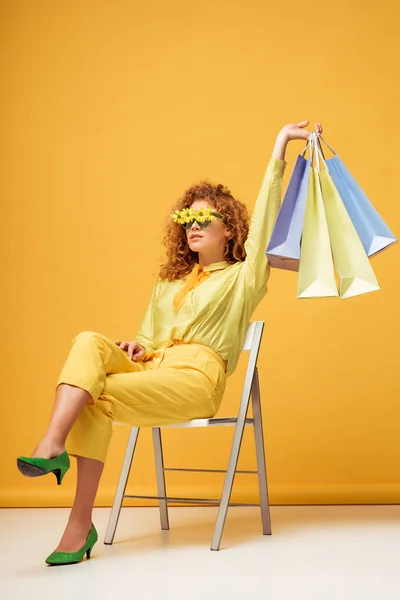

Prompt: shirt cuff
xmin=268 ymin=156 xmax=288 ymax=177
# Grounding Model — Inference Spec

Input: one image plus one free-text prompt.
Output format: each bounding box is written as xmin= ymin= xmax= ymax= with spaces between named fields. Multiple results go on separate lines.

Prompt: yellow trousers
xmin=56 ymin=331 xmax=227 ymax=463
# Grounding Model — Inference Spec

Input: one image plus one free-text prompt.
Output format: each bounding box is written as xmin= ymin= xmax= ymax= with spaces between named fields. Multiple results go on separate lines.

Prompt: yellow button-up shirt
xmin=135 ymin=156 xmax=287 ymax=378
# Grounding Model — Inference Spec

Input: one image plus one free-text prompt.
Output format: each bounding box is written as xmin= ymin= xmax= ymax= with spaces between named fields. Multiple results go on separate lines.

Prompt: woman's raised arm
xmin=243 ymin=133 xmax=288 ymax=291
xmin=243 ymin=120 xmax=322 ymax=292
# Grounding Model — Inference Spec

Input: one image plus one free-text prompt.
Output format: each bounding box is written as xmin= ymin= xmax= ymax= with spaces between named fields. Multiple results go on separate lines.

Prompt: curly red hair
xmin=159 ymin=180 xmax=250 ymax=281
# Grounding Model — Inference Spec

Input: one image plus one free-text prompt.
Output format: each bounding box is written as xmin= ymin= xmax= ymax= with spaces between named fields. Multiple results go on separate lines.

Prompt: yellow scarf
xmin=173 ymin=263 xmax=211 ymax=313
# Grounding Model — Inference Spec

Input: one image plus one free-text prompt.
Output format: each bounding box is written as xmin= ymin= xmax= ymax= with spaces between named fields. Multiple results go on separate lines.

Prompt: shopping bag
xmin=266 ymin=141 xmax=311 ymax=271
xmin=297 ymin=134 xmax=339 ymax=299
xmin=317 ymin=136 xmax=397 ymax=257
xmin=314 ymin=140 xmax=380 ymax=299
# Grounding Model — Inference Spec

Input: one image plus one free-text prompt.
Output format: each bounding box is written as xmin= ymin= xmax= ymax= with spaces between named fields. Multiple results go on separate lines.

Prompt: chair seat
xmin=115 ymin=417 xmax=254 ymax=428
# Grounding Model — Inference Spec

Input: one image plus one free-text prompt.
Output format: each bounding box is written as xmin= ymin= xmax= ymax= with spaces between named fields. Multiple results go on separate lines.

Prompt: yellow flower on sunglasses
xmin=170 ymin=206 xmax=223 ymax=226
xmin=194 ymin=208 xmax=215 ymax=223
xmin=171 ymin=208 xmax=195 ymax=224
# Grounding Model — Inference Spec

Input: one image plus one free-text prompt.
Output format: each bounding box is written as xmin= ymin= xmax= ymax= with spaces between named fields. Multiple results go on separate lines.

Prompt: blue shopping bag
xmin=317 ymin=136 xmax=397 ymax=257
xmin=266 ymin=141 xmax=312 ymax=271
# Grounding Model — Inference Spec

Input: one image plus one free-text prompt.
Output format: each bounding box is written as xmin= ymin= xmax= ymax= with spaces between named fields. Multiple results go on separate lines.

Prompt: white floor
xmin=1 ymin=505 xmax=400 ymax=600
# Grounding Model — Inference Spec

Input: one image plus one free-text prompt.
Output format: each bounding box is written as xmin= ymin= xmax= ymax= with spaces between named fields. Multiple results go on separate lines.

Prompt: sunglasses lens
xmin=182 ymin=219 xmax=213 ymax=230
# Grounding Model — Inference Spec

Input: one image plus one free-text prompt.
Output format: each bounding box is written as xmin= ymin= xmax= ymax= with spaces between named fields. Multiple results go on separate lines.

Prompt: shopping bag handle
xmin=301 ymin=133 xmax=319 ymax=168
xmin=300 ymin=135 xmax=320 ymax=167
xmin=300 ymin=133 xmax=335 ymax=168
xmin=317 ymin=135 xmax=336 ymax=157
xmin=310 ymin=132 xmax=329 ymax=172
xmin=314 ymin=134 xmax=335 ymax=171
xmin=301 ymin=139 xmax=311 ymax=157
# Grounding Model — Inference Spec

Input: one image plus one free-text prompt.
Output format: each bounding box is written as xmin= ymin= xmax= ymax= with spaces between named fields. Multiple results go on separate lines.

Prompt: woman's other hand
xmin=114 ymin=339 xmax=146 ymax=361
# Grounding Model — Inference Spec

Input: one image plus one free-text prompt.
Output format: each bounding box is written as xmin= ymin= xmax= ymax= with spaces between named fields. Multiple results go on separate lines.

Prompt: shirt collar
xmin=197 ymin=260 xmax=230 ymax=273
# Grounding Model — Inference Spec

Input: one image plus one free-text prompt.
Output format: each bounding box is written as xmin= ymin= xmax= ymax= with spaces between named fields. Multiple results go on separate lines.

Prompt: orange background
xmin=1 ymin=0 xmax=399 ymax=507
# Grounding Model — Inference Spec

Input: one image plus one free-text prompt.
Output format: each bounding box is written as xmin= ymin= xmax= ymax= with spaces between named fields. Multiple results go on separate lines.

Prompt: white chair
xmin=104 ymin=320 xmax=271 ymax=551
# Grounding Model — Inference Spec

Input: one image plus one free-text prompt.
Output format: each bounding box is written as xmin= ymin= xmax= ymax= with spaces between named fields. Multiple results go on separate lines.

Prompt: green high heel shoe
xmin=16 ymin=450 xmax=70 ymax=485
xmin=45 ymin=524 xmax=98 ymax=566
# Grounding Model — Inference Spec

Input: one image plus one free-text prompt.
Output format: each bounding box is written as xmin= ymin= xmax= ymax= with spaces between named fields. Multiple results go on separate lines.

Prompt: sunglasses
xmin=181 ymin=212 xmax=224 ymax=230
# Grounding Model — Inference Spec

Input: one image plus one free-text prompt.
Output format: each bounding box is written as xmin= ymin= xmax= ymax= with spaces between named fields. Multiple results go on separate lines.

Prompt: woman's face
xmin=186 ymin=200 xmax=227 ymax=256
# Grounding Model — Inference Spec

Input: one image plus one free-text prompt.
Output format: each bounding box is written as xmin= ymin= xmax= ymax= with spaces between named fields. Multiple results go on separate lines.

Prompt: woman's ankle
xmin=67 ymin=510 xmax=93 ymax=531
xmin=31 ymin=438 xmax=65 ymax=459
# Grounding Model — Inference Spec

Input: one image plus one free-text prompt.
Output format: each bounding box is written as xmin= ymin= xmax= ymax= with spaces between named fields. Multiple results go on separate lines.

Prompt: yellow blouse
xmin=135 ymin=156 xmax=287 ymax=378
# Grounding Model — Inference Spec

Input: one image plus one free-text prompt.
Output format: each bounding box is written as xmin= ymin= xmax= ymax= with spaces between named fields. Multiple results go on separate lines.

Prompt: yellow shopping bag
xmin=318 ymin=167 xmax=380 ymax=299
xmin=297 ymin=160 xmax=339 ymax=299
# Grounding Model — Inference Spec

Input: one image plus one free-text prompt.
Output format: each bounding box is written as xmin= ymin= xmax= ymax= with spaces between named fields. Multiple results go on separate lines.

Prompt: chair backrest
xmin=235 ymin=320 xmax=264 ymax=419
xmin=242 ymin=321 xmax=260 ymax=352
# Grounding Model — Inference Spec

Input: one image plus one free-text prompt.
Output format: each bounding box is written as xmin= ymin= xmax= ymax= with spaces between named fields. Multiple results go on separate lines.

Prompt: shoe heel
xmin=54 ymin=468 xmax=68 ymax=485
xmin=86 ymin=546 xmax=93 ymax=559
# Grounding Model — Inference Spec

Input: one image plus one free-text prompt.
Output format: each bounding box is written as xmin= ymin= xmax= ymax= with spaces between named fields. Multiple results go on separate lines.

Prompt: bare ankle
xmin=67 ymin=512 xmax=93 ymax=531
xmin=32 ymin=438 xmax=65 ymax=459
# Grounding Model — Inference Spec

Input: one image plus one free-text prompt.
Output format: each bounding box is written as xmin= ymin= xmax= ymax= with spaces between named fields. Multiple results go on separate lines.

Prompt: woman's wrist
xmin=272 ymin=132 xmax=289 ymax=161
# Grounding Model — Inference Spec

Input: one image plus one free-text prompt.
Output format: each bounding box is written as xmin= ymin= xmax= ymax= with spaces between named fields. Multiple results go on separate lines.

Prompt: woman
xmin=17 ymin=120 xmax=323 ymax=565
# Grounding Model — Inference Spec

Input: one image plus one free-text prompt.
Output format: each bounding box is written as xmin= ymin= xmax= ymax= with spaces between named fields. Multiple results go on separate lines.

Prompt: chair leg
xmin=252 ymin=368 xmax=272 ymax=535
xmin=104 ymin=427 xmax=140 ymax=544
xmin=152 ymin=427 xmax=170 ymax=530
xmin=210 ymin=397 xmax=250 ymax=551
